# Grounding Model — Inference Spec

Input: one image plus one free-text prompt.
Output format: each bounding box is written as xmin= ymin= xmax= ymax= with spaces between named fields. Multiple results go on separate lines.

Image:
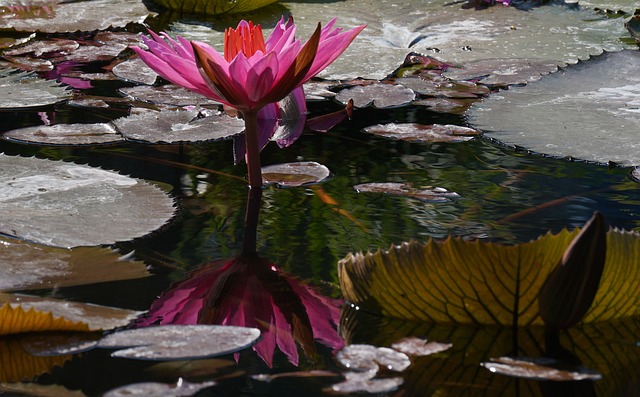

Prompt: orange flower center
xmin=223 ymin=22 xmax=267 ymax=62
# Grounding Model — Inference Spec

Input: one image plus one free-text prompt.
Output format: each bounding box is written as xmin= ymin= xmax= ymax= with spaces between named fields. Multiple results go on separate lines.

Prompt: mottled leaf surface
xmin=3 ymin=123 xmax=124 ymax=145
xmin=468 ymin=50 xmax=640 ymax=166
xmin=0 ymin=154 xmax=175 ymax=248
xmin=335 ymin=83 xmax=415 ymax=109
xmin=363 ymin=123 xmax=480 ymax=142
xmin=0 ymin=69 xmax=70 ymax=109
xmin=98 ymin=325 xmax=261 ymax=360
xmin=0 ymin=0 xmax=153 ymax=33
xmin=262 ymin=162 xmax=331 ymax=187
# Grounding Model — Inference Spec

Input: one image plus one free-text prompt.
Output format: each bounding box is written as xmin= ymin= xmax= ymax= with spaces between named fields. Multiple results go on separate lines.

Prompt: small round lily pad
xmin=363 ymin=123 xmax=480 ymax=142
xmin=261 ymin=162 xmax=331 ymax=187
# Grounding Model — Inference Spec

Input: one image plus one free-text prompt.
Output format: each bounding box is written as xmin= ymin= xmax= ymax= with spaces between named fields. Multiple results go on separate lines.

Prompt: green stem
xmin=240 ymin=109 xmax=263 ymax=189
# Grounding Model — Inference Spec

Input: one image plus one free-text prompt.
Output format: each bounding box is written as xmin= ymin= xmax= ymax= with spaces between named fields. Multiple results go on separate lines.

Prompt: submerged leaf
xmin=339 ymin=226 xmax=640 ymax=326
xmin=0 ymin=154 xmax=175 ymax=248
xmin=98 ymin=325 xmax=261 ymax=360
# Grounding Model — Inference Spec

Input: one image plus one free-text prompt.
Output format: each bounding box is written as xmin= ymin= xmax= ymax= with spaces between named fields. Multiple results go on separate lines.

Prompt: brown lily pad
xmin=261 ymin=162 xmax=331 ymax=187
xmin=335 ymin=83 xmax=415 ymax=109
xmin=443 ymin=58 xmax=560 ymax=87
xmin=354 ymin=182 xmax=460 ymax=203
xmin=364 ymin=123 xmax=480 ymax=142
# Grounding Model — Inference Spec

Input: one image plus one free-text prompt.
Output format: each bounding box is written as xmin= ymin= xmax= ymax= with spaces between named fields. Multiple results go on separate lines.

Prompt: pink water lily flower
xmin=132 ymin=18 xmax=364 ymax=188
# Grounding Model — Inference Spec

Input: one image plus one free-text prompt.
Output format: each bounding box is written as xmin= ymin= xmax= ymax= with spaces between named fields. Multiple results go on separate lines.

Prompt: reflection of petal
xmin=136 ymin=256 xmax=344 ymax=367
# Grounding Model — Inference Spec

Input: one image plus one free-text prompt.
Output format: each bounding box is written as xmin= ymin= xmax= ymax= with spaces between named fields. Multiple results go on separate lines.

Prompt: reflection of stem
xmin=242 ymin=187 xmax=262 ymax=256
xmin=241 ymin=109 xmax=263 ymax=189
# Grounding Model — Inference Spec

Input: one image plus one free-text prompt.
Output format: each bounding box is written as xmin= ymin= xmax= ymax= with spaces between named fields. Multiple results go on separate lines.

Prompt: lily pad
xmin=390 ymin=337 xmax=452 ymax=357
xmin=482 ymin=356 xmax=602 ymax=381
xmin=119 ymin=84 xmax=221 ymax=107
xmin=363 ymin=123 xmax=480 ymax=142
xmin=0 ymin=303 xmax=89 ymax=336
xmin=0 ymin=236 xmax=149 ymax=292
xmin=354 ymin=183 xmax=460 ymax=202
xmin=153 ymin=0 xmax=277 ymax=14
xmin=0 ymin=69 xmax=70 ymax=109
xmin=0 ymin=0 xmax=153 ymax=33
xmin=336 ymin=344 xmax=411 ymax=372
xmin=329 ymin=374 xmax=404 ymax=395
xmin=0 ymin=293 xmax=144 ymax=331
xmin=335 ymin=83 xmax=415 ymax=109
xmin=0 ymin=154 xmax=175 ymax=248
xmin=467 ymin=50 xmax=640 ymax=166
xmin=443 ymin=58 xmax=560 ymax=87
xmin=261 ymin=162 xmax=331 ymax=187
xmin=97 ymin=325 xmax=261 ymax=360
xmin=112 ymin=57 xmax=160 ymax=85
xmin=20 ymin=332 xmax=101 ymax=356
xmin=104 ymin=380 xmax=217 ymax=397
xmin=113 ymin=108 xmax=244 ymax=144
xmin=3 ymin=123 xmax=124 ymax=145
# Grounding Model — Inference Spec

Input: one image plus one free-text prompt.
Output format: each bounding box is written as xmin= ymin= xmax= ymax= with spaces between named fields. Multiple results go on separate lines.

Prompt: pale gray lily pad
xmin=335 ymin=83 xmax=415 ymax=109
xmin=482 ymin=356 xmax=602 ymax=381
xmin=113 ymin=57 xmax=160 ymax=85
xmin=0 ymin=0 xmax=154 ymax=33
xmin=0 ymin=69 xmax=70 ymax=109
xmin=20 ymin=332 xmax=101 ymax=356
xmin=0 ymin=154 xmax=175 ymax=248
xmin=0 ymin=236 xmax=149 ymax=292
xmin=336 ymin=344 xmax=411 ymax=372
xmin=113 ymin=108 xmax=244 ymax=143
xmin=396 ymin=76 xmax=490 ymax=98
xmin=98 ymin=325 xmax=261 ymax=361
xmin=363 ymin=123 xmax=480 ymax=142
xmin=3 ymin=123 xmax=124 ymax=145
xmin=468 ymin=50 xmax=640 ymax=166
xmin=104 ymin=380 xmax=216 ymax=397
xmin=119 ymin=85 xmax=221 ymax=107
xmin=169 ymin=1 xmax=632 ymax=80
xmin=261 ymin=161 xmax=331 ymax=187
xmin=0 ymin=293 xmax=144 ymax=331
xmin=0 ymin=383 xmax=85 ymax=397
xmin=574 ymin=0 xmax=638 ymax=13
xmin=329 ymin=375 xmax=404 ymax=395
xmin=443 ymin=58 xmax=560 ymax=87
xmin=390 ymin=337 xmax=452 ymax=357
xmin=354 ymin=183 xmax=460 ymax=203
xmin=414 ymin=97 xmax=478 ymax=114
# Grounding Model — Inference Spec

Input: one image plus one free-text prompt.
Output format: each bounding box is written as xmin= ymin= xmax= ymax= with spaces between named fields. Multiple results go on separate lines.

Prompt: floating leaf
xmin=119 ymin=84 xmax=221 ymax=107
xmin=390 ymin=337 xmax=452 ymax=357
xmin=0 ymin=383 xmax=84 ymax=396
xmin=3 ymin=123 xmax=124 ymax=145
xmin=261 ymin=161 xmax=331 ymax=187
xmin=0 ymin=0 xmax=153 ymax=33
xmin=0 ymin=154 xmax=175 ymax=248
xmin=443 ymin=58 xmax=560 ymax=87
xmin=0 ymin=236 xmax=149 ymax=292
xmin=468 ymin=50 xmax=640 ymax=166
xmin=482 ymin=356 xmax=602 ymax=381
xmin=97 ymin=325 xmax=261 ymax=360
xmin=335 ymin=83 xmax=415 ymax=109
xmin=339 ymin=226 xmax=640 ymax=326
xmin=336 ymin=344 xmax=411 ymax=372
xmin=112 ymin=57 xmax=159 ymax=85
xmin=0 ymin=294 xmax=143 ymax=331
xmin=103 ymin=380 xmax=216 ymax=397
xmin=0 ymin=303 xmax=89 ymax=335
xmin=354 ymin=183 xmax=460 ymax=203
xmin=0 ymin=69 xmax=70 ymax=109
xmin=363 ymin=123 xmax=480 ymax=142
xmin=113 ymin=108 xmax=244 ymax=144
xmin=153 ymin=0 xmax=277 ymax=14
xmin=328 ymin=374 xmax=404 ymax=395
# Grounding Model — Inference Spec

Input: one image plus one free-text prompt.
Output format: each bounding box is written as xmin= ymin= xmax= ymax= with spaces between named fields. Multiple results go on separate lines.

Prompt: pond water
xmin=1 ymin=0 xmax=640 ymax=396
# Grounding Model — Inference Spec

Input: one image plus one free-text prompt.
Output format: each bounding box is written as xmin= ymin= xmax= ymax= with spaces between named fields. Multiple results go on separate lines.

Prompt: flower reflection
xmin=136 ymin=255 xmax=344 ymax=367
